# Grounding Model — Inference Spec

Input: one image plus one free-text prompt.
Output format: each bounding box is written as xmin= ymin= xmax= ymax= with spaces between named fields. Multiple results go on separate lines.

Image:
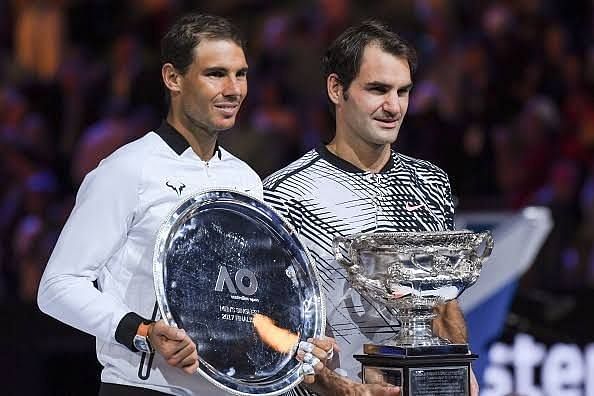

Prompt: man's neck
xmin=326 ymin=138 xmax=391 ymax=173
xmin=166 ymin=113 xmax=218 ymax=161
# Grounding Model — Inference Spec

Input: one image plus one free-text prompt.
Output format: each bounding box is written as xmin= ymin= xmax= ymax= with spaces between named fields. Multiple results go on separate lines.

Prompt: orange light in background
xmin=253 ymin=313 xmax=299 ymax=354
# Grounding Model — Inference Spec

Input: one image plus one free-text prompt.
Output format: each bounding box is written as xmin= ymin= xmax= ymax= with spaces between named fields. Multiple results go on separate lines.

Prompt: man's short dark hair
xmin=322 ymin=20 xmax=417 ymax=114
xmin=161 ymin=13 xmax=246 ymax=75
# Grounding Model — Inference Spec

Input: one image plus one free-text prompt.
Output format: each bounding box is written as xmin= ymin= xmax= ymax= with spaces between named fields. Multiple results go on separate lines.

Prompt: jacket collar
xmin=315 ymin=144 xmax=394 ymax=174
xmin=155 ymin=121 xmax=221 ymax=159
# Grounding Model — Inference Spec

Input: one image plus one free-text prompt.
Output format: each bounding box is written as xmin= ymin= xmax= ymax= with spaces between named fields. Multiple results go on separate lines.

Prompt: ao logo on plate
xmin=214 ymin=265 xmax=259 ymax=296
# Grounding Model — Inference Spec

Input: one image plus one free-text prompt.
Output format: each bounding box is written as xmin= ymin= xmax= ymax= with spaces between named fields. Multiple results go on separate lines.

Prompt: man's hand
xmin=433 ymin=300 xmax=467 ymax=344
xmin=148 ymin=320 xmax=199 ymax=374
xmin=296 ymin=336 xmax=339 ymax=383
xmin=296 ymin=337 xmax=400 ymax=395
xmin=470 ymin=366 xmax=479 ymax=396
xmin=307 ymin=371 xmax=400 ymax=396
xmin=351 ymin=383 xmax=401 ymax=396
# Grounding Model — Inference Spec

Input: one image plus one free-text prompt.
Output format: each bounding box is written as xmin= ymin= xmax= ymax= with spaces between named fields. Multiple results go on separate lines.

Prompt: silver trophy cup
xmin=333 ymin=230 xmax=493 ymax=395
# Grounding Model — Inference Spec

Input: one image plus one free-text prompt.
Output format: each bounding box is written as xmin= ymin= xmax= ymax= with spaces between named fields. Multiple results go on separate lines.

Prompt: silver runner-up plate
xmin=153 ymin=189 xmax=325 ymax=395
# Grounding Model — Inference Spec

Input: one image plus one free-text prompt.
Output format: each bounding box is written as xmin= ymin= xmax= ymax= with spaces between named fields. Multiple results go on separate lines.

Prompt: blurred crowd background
xmin=1 ymin=0 xmax=593 ymax=394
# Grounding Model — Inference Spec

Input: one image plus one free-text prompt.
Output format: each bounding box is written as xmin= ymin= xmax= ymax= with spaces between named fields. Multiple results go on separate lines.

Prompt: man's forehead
xmin=192 ymin=39 xmax=247 ymax=64
xmin=194 ymin=37 xmax=244 ymax=50
xmin=188 ymin=39 xmax=248 ymax=70
xmin=357 ymin=44 xmax=411 ymax=84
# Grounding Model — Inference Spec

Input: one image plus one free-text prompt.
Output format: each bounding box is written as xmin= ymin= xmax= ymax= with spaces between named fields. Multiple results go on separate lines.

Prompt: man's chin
xmin=376 ymin=129 xmax=400 ymax=144
xmin=213 ymin=119 xmax=238 ymax=131
xmin=369 ymin=134 xmax=399 ymax=146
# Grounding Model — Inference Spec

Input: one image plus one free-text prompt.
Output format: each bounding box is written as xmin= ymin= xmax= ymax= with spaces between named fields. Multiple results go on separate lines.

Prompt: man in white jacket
xmin=38 ymin=13 xmax=262 ymax=395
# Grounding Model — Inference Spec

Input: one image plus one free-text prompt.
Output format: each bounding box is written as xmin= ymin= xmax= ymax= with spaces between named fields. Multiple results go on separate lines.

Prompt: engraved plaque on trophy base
xmin=355 ymin=350 xmax=477 ymax=396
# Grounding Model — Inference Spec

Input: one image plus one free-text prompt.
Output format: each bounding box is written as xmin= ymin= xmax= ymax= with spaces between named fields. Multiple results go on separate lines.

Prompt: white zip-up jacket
xmin=38 ymin=122 xmax=263 ymax=395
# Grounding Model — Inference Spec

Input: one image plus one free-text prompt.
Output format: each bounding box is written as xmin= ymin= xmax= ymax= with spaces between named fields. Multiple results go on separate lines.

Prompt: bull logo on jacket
xmin=165 ymin=180 xmax=186 ymax=196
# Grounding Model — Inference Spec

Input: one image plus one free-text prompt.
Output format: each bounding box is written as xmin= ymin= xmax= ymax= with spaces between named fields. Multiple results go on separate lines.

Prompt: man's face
xmin=336 ymin=44 xmax=412 ymax=147
xmin=178 ymin=39 xmax=248 ymax=134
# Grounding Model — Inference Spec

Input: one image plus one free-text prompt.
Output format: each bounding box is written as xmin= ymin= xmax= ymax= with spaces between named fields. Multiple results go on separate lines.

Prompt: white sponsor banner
xmin=483 ymin=333 xmax=594 ymax=396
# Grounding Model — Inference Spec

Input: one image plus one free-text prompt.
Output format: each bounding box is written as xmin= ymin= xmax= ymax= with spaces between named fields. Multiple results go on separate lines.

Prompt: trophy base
xmin=363 ymin=343 xmax=470 ymax=356
xmin=355 ymin=347 xmax=477 ymax=396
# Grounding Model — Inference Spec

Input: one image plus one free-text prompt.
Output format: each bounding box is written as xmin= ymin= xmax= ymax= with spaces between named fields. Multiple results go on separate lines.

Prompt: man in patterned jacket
xmin=265 ymin=20 xmax=478 ymax=396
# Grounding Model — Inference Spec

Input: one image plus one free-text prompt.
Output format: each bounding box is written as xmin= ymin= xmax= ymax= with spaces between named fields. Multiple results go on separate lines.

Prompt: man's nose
xmin=382 ymin=93 xmax=402 ymax=117
xmin=223 ymin=77 xmax=242 ymax=97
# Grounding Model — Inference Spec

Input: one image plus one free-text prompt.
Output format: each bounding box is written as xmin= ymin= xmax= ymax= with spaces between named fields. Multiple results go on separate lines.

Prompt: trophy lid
xmin=153 ymin=189 xmax=325 ymax=395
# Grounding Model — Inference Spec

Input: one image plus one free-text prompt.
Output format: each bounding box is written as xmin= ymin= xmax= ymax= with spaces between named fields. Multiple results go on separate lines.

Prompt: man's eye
xmin=237 ymin=71 xmax=248 ymax=78
xmin=207 ymin=71 xmax=225 ymax=77
xmin=398 ymin=89 xmax=410 ymax=97
xmin=370 ymin=87 xmax=387 ymax=94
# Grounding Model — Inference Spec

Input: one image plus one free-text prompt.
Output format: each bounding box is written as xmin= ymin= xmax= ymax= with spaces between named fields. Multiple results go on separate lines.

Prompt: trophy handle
xmin=332 ymin=236 xmax=353 ymax=266
xmin=476 ymin=231 xmax=494 ymax=260
xmin=409 ymin=253 xmax=433 ymax=274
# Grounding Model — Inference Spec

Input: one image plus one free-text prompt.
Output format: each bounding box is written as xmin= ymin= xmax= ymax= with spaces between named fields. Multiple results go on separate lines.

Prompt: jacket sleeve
xmin=37 ymin=155 xmax=140 ymax=343
xmin=443 ymin=173 xmax=455 ymax=231
xmin=263 ymin=187 xmax=303 ymax=234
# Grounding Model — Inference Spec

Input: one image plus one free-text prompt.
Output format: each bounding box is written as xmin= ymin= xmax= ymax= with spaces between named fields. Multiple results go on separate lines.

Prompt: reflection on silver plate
xmin=153 ymin=189 xmax=325 ymax=395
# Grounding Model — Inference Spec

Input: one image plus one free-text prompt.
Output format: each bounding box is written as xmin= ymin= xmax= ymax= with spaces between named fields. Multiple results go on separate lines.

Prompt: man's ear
xmin=162 ymin=63 xmax=182 ymax=94
xmin=327 ymin=73 xmax=345 ymax=105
